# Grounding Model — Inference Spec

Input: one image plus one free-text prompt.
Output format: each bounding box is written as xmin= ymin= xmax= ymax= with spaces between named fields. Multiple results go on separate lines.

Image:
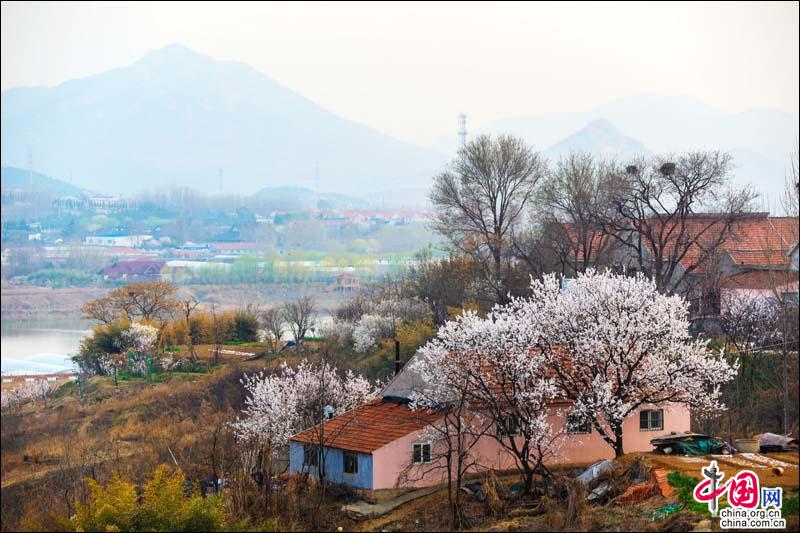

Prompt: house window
xmin=497 ymin=415 xmax=521 ymax=437
xmin=303 ymin=445 xmax=319 ymax=467
xmin=781 ymin=292 xmax=799 ymax=305
xmin=412 ymin=443 xmax=431 ymax=464
xmin=566 ymin=413 xmax=591 ymax=434
xmin=639 ymin=409 xmax=664 ymax=431
xmin=343 ymin=451 xmax=358 ymax=474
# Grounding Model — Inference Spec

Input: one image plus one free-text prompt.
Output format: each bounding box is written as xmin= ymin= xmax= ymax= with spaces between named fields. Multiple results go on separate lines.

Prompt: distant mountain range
xmin=543 ymin=119 xmax=648 ymax=161
xmin=436 ymin=94 xmax=798 ymax=208
xmin=1 ymin=44 xmax=446 ymax=197
xmin=2 ymin=44 xmax=797 ymax=209
xmin=1 ymin=165 xmax=86 ymax=196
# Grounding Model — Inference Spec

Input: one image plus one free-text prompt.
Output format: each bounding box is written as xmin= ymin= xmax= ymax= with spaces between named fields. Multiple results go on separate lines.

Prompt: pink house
xmin=288 ymin=357 xmax=690 ymax=490
xmin=719 ymin=270 xmax=800 ymax=313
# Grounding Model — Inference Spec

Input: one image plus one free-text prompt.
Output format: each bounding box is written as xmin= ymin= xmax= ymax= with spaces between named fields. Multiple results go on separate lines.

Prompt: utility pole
xmin=457 ymin=114 xmax=467 ymax=149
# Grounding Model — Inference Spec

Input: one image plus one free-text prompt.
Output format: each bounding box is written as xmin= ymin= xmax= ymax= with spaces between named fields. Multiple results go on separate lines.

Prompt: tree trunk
xmin=613 ymin=424 xmax=624 ymax=457
xmin=782 ymin=304 xmax=789 ymax=434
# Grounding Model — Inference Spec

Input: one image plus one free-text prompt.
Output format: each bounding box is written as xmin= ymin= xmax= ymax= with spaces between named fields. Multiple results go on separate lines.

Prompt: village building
xmin=210 ymin=242 xmax=272 ymax=256
xmin=84 ymin=233 xmax=153 ymax=248
xmin=328 ymin=272 xmax=360 ymax=292
xmin=288 ymin=354 xmax=690 ymax=490
xmin=562 ymin=213 xmax=799 ymax=315
xmin=100 ymin=259 xmax=166 ymax=281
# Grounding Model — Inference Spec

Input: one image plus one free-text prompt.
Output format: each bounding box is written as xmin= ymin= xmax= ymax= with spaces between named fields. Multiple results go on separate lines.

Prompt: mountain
xmin=543 ymin=119 xmax=648 ymax=161
xmin=436 ymin=95 xmax=798 ymax=208
xmin=1 ymin=166 xmax=86 ymax=196
xmin=254 ymin=186 xmax=369 ymax=209
xmin=1 ymin=44 xmax=447 ymax=196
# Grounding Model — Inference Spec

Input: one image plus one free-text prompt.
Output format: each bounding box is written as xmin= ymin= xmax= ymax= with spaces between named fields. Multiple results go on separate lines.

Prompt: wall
xmin=288 ymin=441 xmax=373 ymax=490
xmin=370 ymin=403 xmax=690 ymax=490
xmin=720 ymin=284 xmax=800 ymax=313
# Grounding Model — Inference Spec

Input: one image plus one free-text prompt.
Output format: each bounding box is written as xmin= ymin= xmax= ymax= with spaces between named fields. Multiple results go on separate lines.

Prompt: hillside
xmin=543 ymin=119 xmax=648 ymax=161
xmin=0 ymin=356 xmax=261 ymax=531
xmin=3 ymin=360 xmax=797 ymax=532
xmin=1 ymin=44 xmax=447 ymax=196
xmin=0 ymin=166 xmax=85 ymax=197
xmin=254 ymin=186 xmax=369 ymax=209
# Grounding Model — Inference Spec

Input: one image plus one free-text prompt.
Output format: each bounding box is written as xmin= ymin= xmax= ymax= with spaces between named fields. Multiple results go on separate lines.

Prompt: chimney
xmin=394 ymin=340 xmax=401 ymax=376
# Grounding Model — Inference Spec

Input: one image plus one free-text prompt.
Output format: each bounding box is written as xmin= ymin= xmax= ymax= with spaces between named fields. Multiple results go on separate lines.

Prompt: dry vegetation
xmin=2 ymin=354 xmax=799 ymax=532
xmin=0 ymin=349 xmax=301 ymax=531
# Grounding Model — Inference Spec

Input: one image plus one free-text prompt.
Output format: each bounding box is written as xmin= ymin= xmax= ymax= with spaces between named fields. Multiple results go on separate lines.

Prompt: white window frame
xmin=412 ymin=442 xmax=432 ymax=464
xmin=639 ymin=409 xmax=664 ymax=431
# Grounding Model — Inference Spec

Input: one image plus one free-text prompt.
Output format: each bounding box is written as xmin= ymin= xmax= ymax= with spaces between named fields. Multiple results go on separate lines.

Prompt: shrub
xmin=72 ymin=465 xmax=226 ymax=532
xmin=234 ymin=311 xmax=259 ymax=343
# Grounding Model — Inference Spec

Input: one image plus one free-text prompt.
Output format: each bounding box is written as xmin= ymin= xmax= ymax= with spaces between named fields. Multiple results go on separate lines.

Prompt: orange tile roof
xmin=719 ymin=270 xmax=799 ymax=291
xmin=289 ymin=399 xmax=440 ymax=454
xmin=568 ymin=214 xmax=798 ymax=272
xmin=561 ymin=223 xmax=612 ymax=262
xmin=723 ymin=217 xmax=798 ymax=268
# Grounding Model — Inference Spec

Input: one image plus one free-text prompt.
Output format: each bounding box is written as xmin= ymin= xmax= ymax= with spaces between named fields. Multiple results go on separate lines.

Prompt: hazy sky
xmin=2 ymin=1 xmax=798 ymax=145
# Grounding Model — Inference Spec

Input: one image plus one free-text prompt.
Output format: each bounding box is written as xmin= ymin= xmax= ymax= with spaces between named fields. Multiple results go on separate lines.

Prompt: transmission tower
xmin=458 ymin=114 xmax=467 ymax=148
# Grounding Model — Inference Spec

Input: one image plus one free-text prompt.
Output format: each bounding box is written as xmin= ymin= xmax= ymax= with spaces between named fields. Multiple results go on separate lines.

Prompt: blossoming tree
xmin=528 ymin=270 xmax=737 ymax=457
xmin=123 ymin=322 xmax=159 ymax=376
xmin=1 ymin=378 xmax=61 ymax=411
xmin=411 ymin=268 xmax=737 ymax=481
xmin=410 ymin=306 xmax=564 ymax=494
xmin=233 ymin=359 xmax=378 ymax=489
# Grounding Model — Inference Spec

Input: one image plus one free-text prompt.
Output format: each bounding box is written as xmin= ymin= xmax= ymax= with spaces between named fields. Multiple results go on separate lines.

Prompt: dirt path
xmin=342 ymin=486 xmax=440 ymax=519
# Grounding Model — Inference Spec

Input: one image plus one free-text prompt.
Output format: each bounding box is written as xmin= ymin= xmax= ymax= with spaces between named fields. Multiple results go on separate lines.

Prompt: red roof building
xmin=101 ymin=259 xmax=166 ymax=281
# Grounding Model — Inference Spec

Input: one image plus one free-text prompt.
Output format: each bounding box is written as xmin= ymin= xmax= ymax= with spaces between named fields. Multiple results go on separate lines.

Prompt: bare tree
xmin=603 ymin=151 xmax=755 ymax=294
xmin=430 ymin=134 xmax=546 ymax=304
xmin=259 ymin=306 xmax=284 ymax=353
xmin=402 ymin=248 xmax=479 ymax=325
xmin=782 ymin=140 xmax=799 ymax=217
xmin=401 ymin=386 xmax=491 ymax=529
xmin=536 ymin=152 xmax=617 ymax=274
xmin=282 ymin=296 xmax=316 ymax=349
xmin=210 ymin=303 xmax=223 ymax=365
xmin=109 ymin=281 xmax=179 ymax=322
xmin=177 ymin=293 xmax=200 ymax=362
xmin=80 ymin=296 xmax=122 ymax=325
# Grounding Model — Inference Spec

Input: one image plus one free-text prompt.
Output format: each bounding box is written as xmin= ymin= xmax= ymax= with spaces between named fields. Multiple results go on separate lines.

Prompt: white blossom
xmin=412 ymin=269 xmax=737 ymax=458
xmin=352 ymin=314 xmax=394 ymax=352
xmin=122 ymin=322 xmax=159 ymax=374
xmin=233 ymin=359 xmax=379 ymax=455
xmin=1 ymin=378 xmax=61 ymax=411
xmin=720 ymin=292 xmax=782 ymax=351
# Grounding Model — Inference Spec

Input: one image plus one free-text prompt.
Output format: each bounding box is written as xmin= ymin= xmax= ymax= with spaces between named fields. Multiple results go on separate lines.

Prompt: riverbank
xmin=1 ymin=282 xmax=352 ymax=320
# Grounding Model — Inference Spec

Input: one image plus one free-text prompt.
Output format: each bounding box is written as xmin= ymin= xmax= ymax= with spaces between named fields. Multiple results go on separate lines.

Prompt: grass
xmin=784 ymin=491 xmax=799 ymax=516
xmin=667 ymin=471 xmax=710 ymax=514
xmin=667 ymin=468 xmax=800 ymax=519
xmin=223 ymin=341 xmax=266 ymax=347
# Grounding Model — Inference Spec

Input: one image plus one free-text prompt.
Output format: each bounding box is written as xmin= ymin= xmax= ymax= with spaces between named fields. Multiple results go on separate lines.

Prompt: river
xmin=1 ymin=318 xmax=90 ymax=374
